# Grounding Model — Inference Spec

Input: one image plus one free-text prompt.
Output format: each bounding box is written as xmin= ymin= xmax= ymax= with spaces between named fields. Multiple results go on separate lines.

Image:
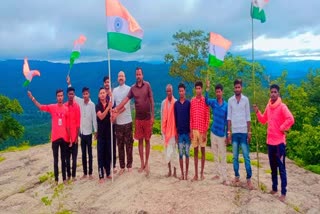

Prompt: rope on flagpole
xmin=251 ymin=4 xmax=260 ymax=188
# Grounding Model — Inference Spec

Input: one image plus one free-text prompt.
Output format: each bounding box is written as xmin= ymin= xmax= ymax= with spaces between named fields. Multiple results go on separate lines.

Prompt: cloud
xmin=0 ymin=0 xmax=319 ymax=62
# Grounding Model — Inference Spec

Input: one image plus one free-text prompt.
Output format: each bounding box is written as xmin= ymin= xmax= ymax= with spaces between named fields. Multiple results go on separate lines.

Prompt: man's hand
xmin=94 ymin=132 xmax=97 ymax=140
xmin=202 ymin=133 xmax=207 ymax=143
xmin=74 ymin=136 xmax=78 ymax=144
xmin=247 ymin=133 xmax=252 ymax=144
xmin=227 ymin=133 xmax=232 ymax=145
xmin=27 ymin=91 xmax=33 ymax=99
xmin=66 ymin=75 xmax=71 ymax=85
xmin=253 ymin=104 xmax=259 ymax=113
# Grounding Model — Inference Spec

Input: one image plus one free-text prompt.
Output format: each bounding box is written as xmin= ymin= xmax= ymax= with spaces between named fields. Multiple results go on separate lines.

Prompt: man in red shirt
xmin=27 ymin=89 xmax=69 ymax=184
xmin=64 ymin=87 xmax=80 ymax=181
xmin=190 ymin=81 xmax=209 ymax=181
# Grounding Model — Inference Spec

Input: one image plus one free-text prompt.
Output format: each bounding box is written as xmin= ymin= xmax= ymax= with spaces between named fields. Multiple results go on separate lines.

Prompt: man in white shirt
xmin=111 ymin=71 xmax=133 ymax=175
xmin=67 ymin=76 xmax=97 ymax=179
xmin=227 ymin=79 xmax=253 ymax=189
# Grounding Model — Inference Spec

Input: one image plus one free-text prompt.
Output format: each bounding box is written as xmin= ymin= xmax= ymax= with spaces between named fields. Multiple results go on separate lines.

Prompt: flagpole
xmin=251 ymin=4 xmax=260 ymax=188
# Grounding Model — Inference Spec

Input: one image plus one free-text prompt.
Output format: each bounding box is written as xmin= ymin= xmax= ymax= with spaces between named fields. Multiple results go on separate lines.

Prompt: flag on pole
xmin=69 ymin=35 xmax=87 ymax=70
xmin=208 ymin=32 xmax=232 ymax=67
xmin=106 ymin=0 xmax=143 ymax=53
xmin=251 ymin=0 xmax=269 ymax=23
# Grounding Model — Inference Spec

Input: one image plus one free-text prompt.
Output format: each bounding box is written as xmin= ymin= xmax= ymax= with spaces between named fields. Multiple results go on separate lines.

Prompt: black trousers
xmin=66 ymin=143 xmax=78 ymax=178
xmin=52 ymin=138 xmax=67 ymax=182
xmin=81 ymin=134 xmax=93 ymax=175
xmin=97 ymin=137 xmax=111 ymax=179
xmin=112 ymin=124 xmax=117 ymax=168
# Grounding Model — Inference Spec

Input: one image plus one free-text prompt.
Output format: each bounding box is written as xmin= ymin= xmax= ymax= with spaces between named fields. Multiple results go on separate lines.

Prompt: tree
xmin=164 ymin=30 xmax=208 ymax=91
xmin=0 ymin=95 xmax=24 ymax=143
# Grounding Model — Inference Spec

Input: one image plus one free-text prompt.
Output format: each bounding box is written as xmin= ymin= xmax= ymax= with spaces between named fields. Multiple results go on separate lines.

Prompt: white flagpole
xmin=106 ymin=0 xmax=114 ymax=183
xmin=251 ymin=3 xmax=260 ymax=187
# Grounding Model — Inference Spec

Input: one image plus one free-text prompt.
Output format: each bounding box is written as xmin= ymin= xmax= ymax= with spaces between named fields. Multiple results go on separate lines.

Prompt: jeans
xmin=51 ymin=138 xmax=67 ymax=182
xmin=66 ymin=143 xmax=78 ymax=178
xmin=81 ymin=134 xmax=93 ymax=175
xmin=178 ymin=133 xmax=190 ymax=159
xmin=97 ymin=137 xmax=111 ymax=179
xmin=232 ymin=133 xmax=252 ymax=179
xmin=268 ymin=143 xmax=287 ymax=195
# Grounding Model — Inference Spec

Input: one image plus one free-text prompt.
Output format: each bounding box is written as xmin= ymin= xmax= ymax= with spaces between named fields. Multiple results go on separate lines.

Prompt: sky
xmin=0 ymin=0 xmax=320 ymax=63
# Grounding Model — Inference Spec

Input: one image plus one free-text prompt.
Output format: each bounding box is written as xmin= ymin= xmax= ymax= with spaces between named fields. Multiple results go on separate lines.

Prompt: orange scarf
xmin=268 ymin=97 xmax=282 ymax=109
xmin=162 ymin=97 xmax=176 ymax=146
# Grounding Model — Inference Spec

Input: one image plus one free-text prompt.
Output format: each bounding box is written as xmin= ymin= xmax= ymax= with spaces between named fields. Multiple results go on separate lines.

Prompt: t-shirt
xmin=96 ymin=98 xmax=111 ymax=139
xmin=113 ymin=84 xmax=132 ymax=125
xmin=127 ymin=81 xmax=153 ymax=120
xmin=64 ymin=102 xmax=80 ymax=142
xmin=174 ymin=99 xmax=191 ymax=135
xmin=40 ymin=104 xmax=69 ymax=142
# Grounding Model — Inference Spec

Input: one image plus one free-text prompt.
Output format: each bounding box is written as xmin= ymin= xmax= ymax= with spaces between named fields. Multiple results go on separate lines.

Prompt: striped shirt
xmin=190 ymin=96 xmax=210 ymax=134
xmin=205 ymin=92 xmax=228 ymax=137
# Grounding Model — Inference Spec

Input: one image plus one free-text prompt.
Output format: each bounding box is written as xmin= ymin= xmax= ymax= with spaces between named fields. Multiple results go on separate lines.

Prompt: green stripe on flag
xmin=208 ymin=54 xmax=223 ymax=67
xmin=251 ymin=4 xmax=266 ymax=23
xmin=107 ymin=32 xmax=142 ymax=53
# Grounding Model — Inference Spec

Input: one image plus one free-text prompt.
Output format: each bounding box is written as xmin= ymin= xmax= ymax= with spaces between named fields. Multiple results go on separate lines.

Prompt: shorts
xmin=178 ymin=133 xmax=190 ymax=159
xmin=134 ymin=119 xmax=152 ymax=140
xmin=191 ymin=129 xmax=207 ymax=148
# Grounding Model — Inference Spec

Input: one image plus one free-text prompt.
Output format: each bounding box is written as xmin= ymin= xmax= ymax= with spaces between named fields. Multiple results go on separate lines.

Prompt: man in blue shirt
xmin=174 ymin=83 xmax=191 ymax=180
xmin=206 ymin=80 xmax=228 ymax=185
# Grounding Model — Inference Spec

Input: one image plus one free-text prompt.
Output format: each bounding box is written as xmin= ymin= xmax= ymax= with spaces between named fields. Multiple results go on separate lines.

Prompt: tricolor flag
xmin=70 ymin=35 xmax=87 ymax=70
xmin=208 ymin=32 xmax=232 ymax=67
xmin=106 ymin=0 xmax=143 ymax=53
xmin=251 ymin=0 xmax=269 ymax=23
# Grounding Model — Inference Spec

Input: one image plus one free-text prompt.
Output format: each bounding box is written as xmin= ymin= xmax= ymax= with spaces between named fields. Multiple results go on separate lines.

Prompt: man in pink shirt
xmin=64 ymin=87 xmax=80 ymax=181
xmin=190 ymin=81 xmax=210 ymax=181
xmin=253 ymin=84 xmax=294 ymax=202
xmin=27 ymin=89 xmax=69 ymax=184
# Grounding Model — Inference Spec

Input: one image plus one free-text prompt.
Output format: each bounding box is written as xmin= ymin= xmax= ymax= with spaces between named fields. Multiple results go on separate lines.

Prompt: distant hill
xmin=0 ymin=59 xmax=319 ymax=149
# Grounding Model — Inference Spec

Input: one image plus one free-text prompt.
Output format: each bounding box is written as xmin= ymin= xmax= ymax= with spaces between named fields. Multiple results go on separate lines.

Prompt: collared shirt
xmin=205 ymin=91 xmax=228 ymax=137
xmin=113 ymin=84 xmax=132 ymax=125
xmin=174 ymin=99 xmax=190 ymax=135
xmin=40 ymin=104 xmax=69 ymax=142
xmin=190 ymin=96 xmax=210 ymax=134
xmin=227 ymin=94 xmax=251 ymax=133
xmin=127 ymin=80 xmax=153 ymax=120
xmin=74 ymin=96 xmax=97 ymax=135
xmin=64 ymin=101 xmax=80 ymax=142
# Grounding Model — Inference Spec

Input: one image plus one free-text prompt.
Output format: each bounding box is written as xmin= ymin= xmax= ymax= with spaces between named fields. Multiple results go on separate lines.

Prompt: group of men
xmin=27 ymin=66 xmax=294 ymax=202
xmin=161 ymin=79 xmax=294 ymax=202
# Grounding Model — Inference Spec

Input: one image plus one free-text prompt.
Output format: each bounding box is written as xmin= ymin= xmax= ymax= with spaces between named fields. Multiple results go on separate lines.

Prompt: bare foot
xmin=200 ymin=175 xmax=205 ymax=181
xmin=279 ymin=195 xmax=286 ymax=202
xmin=99 ymin=179 xmax=105 ymax=184
xmin=247 ymin=179 xmax=254 ymax=190
xmin=173 ymin=171 xmax=177 ymax=178
xmin=113 ymin=168 xmax=118 ymax=174
xmin=138 ymin=167 xmax=144 ymax=173
xmin=191 ymin=176 xmax=198 ymax=182
xmin=127 ymin=168 xmax=133 ymax=172
xmin=185 ymin=174 xmax=188 ymax=180
xmin=80 ymin=175 xmax=87 ymax=180
xmin=106 ymin=175 xmax=112 ymax=179
xmin=212 ymin=175 xmax=220 ymax=180
xmin=145 ymin=165 xmax=150 ymax=177
xmin=119 ymin=169 xmax=125 ymax=176
xmin=232 ymin=177 xmax=240 ymax=184
xmin=72 ymin=177 xmax=77 ymax=182
xmin=89 ymin=175 xmax=94 ymax=180
xmin=165 ymin=171 xmax=172 ymax=178
xmin=222 ymin=180 xmax=228 ymax=186
xmin=63 ymin=180 xmax=68 ymax=185
xmin=179 ymin=175 xmax=184 ymax=180
xmin=269 ymin=190 xmax=278 ymax=195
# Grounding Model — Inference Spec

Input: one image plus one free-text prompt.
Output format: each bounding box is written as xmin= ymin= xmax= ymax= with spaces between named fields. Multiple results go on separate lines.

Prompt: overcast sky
xmin=1 ymin=0 xmax=319 ymax=62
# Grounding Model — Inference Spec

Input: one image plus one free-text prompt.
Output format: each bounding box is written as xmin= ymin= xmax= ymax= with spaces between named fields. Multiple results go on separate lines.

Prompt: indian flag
xmin=251 ymin=0 xmax=269 ymax=23
xmin=208 ymin=32 xmax=232 ymax=67
xmin=106 ymin=0 xmax=143 ymax=53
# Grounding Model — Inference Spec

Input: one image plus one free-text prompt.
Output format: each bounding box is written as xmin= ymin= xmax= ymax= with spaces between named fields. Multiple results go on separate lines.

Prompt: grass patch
xmin=133 ymin=141 xmax=138 ymax=147
xmin=264 ymin=169 xmax=272 ymax=174
xmin=152 ymin=144 xmax=164 ymax=152
xmin=92 ymin=140 xmax=97 ymax=147
xmin=41 ymin=196 xmax=52 ymax=206
xmin=39 ymin=172 xmax=54 ymax=183
xmin=56 ymin=210 xmax=72 ymax=214
xmin=19 ymin=186 xmax=26 ymax=193
xmin=251 ymin=160 xmax=262 ymax=168
xmin=259 ymin=182 xmax=267 ymax=193
xmin=305 ymin=165 xmax=320 ymax=174
xmin=0 ymin=156 xmax=5 ymax=163
xmin=1 ymin=142 xmax=30 ymax=153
